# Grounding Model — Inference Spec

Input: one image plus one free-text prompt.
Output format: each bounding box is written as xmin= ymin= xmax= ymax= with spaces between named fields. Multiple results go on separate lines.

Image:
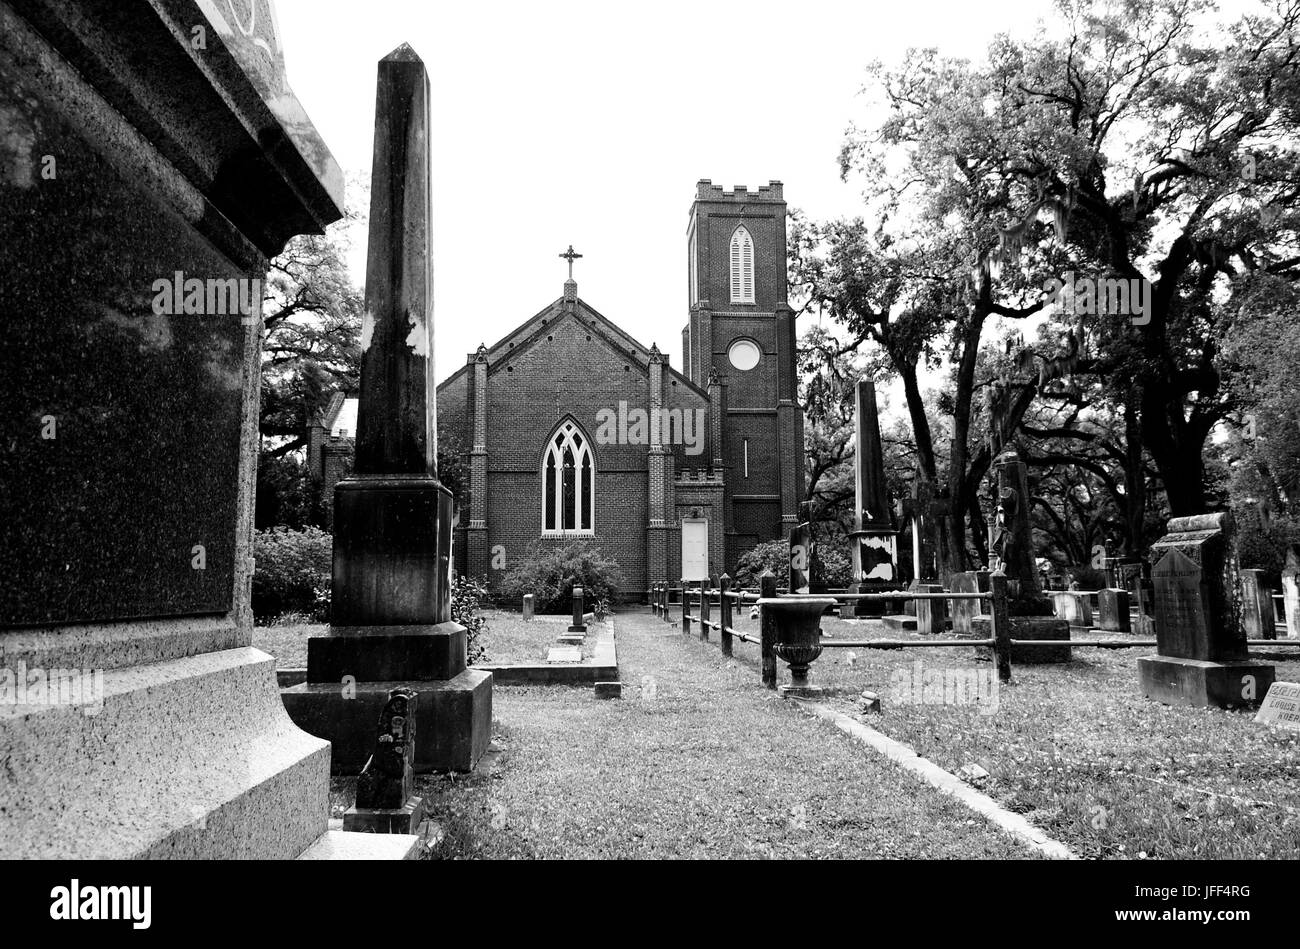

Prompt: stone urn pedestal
xmin=759 ymin=597 xmax=837 ymax=698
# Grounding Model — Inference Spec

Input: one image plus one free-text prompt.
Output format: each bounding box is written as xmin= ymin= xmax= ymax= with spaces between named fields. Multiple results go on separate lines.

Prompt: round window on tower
xmin=728 ymin=338 xmax=761 ymax=372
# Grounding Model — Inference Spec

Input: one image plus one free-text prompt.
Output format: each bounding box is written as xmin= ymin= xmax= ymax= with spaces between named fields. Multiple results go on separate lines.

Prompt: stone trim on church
xmin=310 ymin=180 xmax=804 ymax=600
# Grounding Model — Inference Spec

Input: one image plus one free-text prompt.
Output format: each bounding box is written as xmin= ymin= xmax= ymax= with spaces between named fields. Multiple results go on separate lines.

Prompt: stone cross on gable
xmin=559 ymin=244 xmax=583 ymax=280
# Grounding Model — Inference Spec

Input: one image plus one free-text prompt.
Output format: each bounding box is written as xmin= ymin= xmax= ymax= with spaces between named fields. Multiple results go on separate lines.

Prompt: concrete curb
xmin=473 ymin=622 xmax=618 ymax=687
xmin=787 ymin=698 xmax=1077 ymax=860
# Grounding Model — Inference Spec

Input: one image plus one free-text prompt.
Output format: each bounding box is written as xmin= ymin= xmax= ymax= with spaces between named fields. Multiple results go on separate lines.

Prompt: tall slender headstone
xmin=789 ymin=502 xmax=812 ymax=595
xmin=282 ymin=45 xmax=492 ymax=773
xmin=849 ymin=379 xmax=899 ymax=616
xmin=1239 ymin=569 xmax=1277 ymax=640
xmin=1283 ymin=546 xmax=1300 ymax=639
xmin=1138 ymin=513 xmax=1274 ymax=708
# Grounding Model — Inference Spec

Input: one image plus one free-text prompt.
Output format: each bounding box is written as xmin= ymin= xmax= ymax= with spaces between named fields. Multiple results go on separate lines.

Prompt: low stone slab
xmin=546 ymin=646 xmax=582 ymax=663
xmin=297 ymin=830 xmax=420 ymax=860
xmin=1138 ymin=655 xmax=1275 ymax=710
xmin=594 ymin=681 xmax=622 ymax=699
xmin=971 ymin=615 xmax=1071 ymax=663
xmin=343 ymin=795 xmax=425 ymax=834
xmin=882 ymin=614 xmax=918 ymax=632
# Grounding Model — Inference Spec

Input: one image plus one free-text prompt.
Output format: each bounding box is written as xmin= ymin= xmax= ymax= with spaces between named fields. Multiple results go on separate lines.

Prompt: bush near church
xmin=499 ymin=538 xmax=623 ymax=615
xmin=252 ymin=526 xmax=332 ymax=622
xmin=452 ymin=574 xmax=490 ymax=665
xmin=734 ymin=537 xmax=852 ymax=590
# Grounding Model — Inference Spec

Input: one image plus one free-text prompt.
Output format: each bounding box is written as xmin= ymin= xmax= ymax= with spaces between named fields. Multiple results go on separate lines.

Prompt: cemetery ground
xmin=255 ymin=607 xmax=1300 ymax=859
xmin=721 ymin=611 xmax=1300 ymax=860
xmin=258 ymin=610 xmax=1031 ymax=858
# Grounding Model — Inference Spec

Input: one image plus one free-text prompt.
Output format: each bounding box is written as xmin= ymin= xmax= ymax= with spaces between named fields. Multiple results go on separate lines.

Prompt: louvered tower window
xmin=730 ymin=225 xmax=755 ymax=304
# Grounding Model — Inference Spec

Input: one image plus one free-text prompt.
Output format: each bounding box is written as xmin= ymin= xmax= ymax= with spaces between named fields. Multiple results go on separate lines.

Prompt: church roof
xmin=437 ymin=290 xmax=706 ymax=399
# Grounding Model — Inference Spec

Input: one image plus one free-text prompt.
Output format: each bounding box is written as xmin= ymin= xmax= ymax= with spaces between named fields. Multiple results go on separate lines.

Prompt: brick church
xmin=309 ymin=180 xmax=804 ymax=597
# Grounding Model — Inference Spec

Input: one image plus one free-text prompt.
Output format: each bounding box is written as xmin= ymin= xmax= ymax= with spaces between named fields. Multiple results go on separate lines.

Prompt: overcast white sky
xmin=272 ymin=0 xmax=1065 ymax=383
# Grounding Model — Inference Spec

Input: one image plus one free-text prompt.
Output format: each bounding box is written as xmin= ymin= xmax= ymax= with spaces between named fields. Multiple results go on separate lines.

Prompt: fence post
xmin=663 ymin=584 xmax=669 ymax=621
xmin=719 ymin=573 xmax=733 ymax=657
xmin=760 ymin=570 xmax=778 ymax=689
xmin=990 ymin=571 xmax=1012 ymax=683
xmin=700 ymin=576 xmax=714 ymax=641
xmin=681 ymin=578 xmax=690 ymax=634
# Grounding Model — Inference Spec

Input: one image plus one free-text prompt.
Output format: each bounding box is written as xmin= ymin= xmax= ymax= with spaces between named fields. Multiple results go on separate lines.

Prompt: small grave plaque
xmin=1255 ymin=682 xmax=1300 ymax=732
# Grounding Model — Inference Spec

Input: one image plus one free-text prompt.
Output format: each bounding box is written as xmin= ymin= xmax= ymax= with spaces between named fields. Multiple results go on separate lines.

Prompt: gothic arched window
xmin=730 ymin=225 xmax=755 ymax=304
xmin=543 ymin=420 xmax=594 ymax=534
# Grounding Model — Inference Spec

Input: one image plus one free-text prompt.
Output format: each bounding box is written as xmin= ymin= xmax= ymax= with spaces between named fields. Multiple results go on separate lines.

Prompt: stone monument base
xmin=282 ymin=670 xmax=492 ymax=774
xmin=0 ymin=645 xmax=411 ymax=858
xmin=1138 ymin=656 xmax=1275 ymax=710
xmin=971 ymin=615 xmax=1072 ymax=663
xmin=343 ymin=795 xmax=426 ymax=835
xmin=882 ymin=614 xmax=918 ymax=632
xmin=778 ymin=684 xmax=825 ymax=699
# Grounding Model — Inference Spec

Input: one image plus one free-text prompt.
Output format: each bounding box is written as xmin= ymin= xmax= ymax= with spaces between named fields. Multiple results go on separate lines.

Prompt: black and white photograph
xmin=1 ymin=0 xmax=1296 ymax=929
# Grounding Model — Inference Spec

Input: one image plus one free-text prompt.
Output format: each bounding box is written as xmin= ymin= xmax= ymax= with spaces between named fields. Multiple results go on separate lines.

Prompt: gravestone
xmin=976 ymin=448 xmax=1068 ymax=661
xmin=344 ymin=689 xmax=425 ymax=834
xmin=0 ymin=0 xmax=423 ymax=859
xmin=789 ymin=505 xmax=812 ymax=596
xmin=1053 ymin=592 xmax=1093 ymax=629
xmin=848 ymin=380 xmax=899 ymax=616
xmin=1283 ymin=547 xmax=1300 ymax=639
xmin=914 ymin=584 xmax=949 ymax=635
xmin=281 ymin=45 xmax=492 ymax=773
xmin=1254 ymin=682 xmax=1300 ymax=732
xmin=1138 ymin=513 xmax=1274 ymax=709
xmin=1239 ymin=569 xmax=1276 ymax=640
xmin=1097 ymin=589 xmax=1132 ymax=633
xmin=950 ymin=572 xmax=980 ymax=636
xmin=522 ymin=594 xmax=535 ymax=622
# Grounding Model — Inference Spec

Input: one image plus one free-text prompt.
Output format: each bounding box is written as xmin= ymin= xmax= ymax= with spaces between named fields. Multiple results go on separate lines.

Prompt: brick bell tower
xmin=683 ymin=180 xmax=803 ymax=572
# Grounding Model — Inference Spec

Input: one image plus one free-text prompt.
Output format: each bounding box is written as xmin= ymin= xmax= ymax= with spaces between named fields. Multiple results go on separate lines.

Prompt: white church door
xmin=682 ymin=519 xmax=708 ymax=581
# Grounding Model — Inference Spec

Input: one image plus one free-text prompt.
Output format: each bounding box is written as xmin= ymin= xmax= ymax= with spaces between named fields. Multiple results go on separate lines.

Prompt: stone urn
xmin=758 ymin=596 xmax=836 ymax=695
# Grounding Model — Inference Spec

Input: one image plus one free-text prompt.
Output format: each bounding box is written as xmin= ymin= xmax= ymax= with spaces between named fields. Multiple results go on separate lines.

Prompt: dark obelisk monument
xmin=282 ymin=45 xmax=492 ymax=772
xmin=849 ymin=379 xmax=900 ymax=617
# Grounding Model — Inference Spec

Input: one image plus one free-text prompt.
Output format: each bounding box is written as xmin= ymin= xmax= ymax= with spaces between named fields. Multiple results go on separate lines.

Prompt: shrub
xmin=811 ymin=540 xmax=852 ymax=589
xmin=452 ymin=574 xmax=490 ymax=665
xmin=499 ymin=538 xmax=624 ymax=614
xmin=252 ymin=526 xmax=332 ymax=622
xmin=733 ymin=539 xmax=787 ymax=590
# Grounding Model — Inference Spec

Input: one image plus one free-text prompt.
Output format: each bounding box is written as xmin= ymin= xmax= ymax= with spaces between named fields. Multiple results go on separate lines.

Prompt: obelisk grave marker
xmin=849 ymin=379 xmax=899 ymax=617
xmin=282 ymin=45 xmax=492 ymax=773
xmin=1138 ymin=513 xmax=1274 ymax=709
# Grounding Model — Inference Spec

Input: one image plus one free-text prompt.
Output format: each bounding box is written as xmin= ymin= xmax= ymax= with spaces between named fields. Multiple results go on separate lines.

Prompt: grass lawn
xmin=250 ymin=609 xmax=602 ymax=668
xmin=331 ymin=609 xmax=1037 ymax=859
xmin=714 ymin=607 xmax=1300 ymax=859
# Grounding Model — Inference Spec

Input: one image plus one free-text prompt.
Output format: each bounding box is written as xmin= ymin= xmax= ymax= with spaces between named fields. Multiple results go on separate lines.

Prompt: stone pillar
xmin=848 ymin=379 xmax=900 ymax=617
xmin=1239 ymin=569 xmax=1276 ymax=640
xmin=522 ymin=594 xmax=535 ymax=622
xmin=282 ymin=45 xmax=491 ymax=774
xmin=1138 ymin=513 xmax=1274 ymax=709
xmin=569 ymin=586 xmax=587 ymax=633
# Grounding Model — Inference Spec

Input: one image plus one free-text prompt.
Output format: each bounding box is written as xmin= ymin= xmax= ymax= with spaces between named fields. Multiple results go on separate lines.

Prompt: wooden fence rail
xmin=644 ymin=574 xmax=1300 ymax=692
